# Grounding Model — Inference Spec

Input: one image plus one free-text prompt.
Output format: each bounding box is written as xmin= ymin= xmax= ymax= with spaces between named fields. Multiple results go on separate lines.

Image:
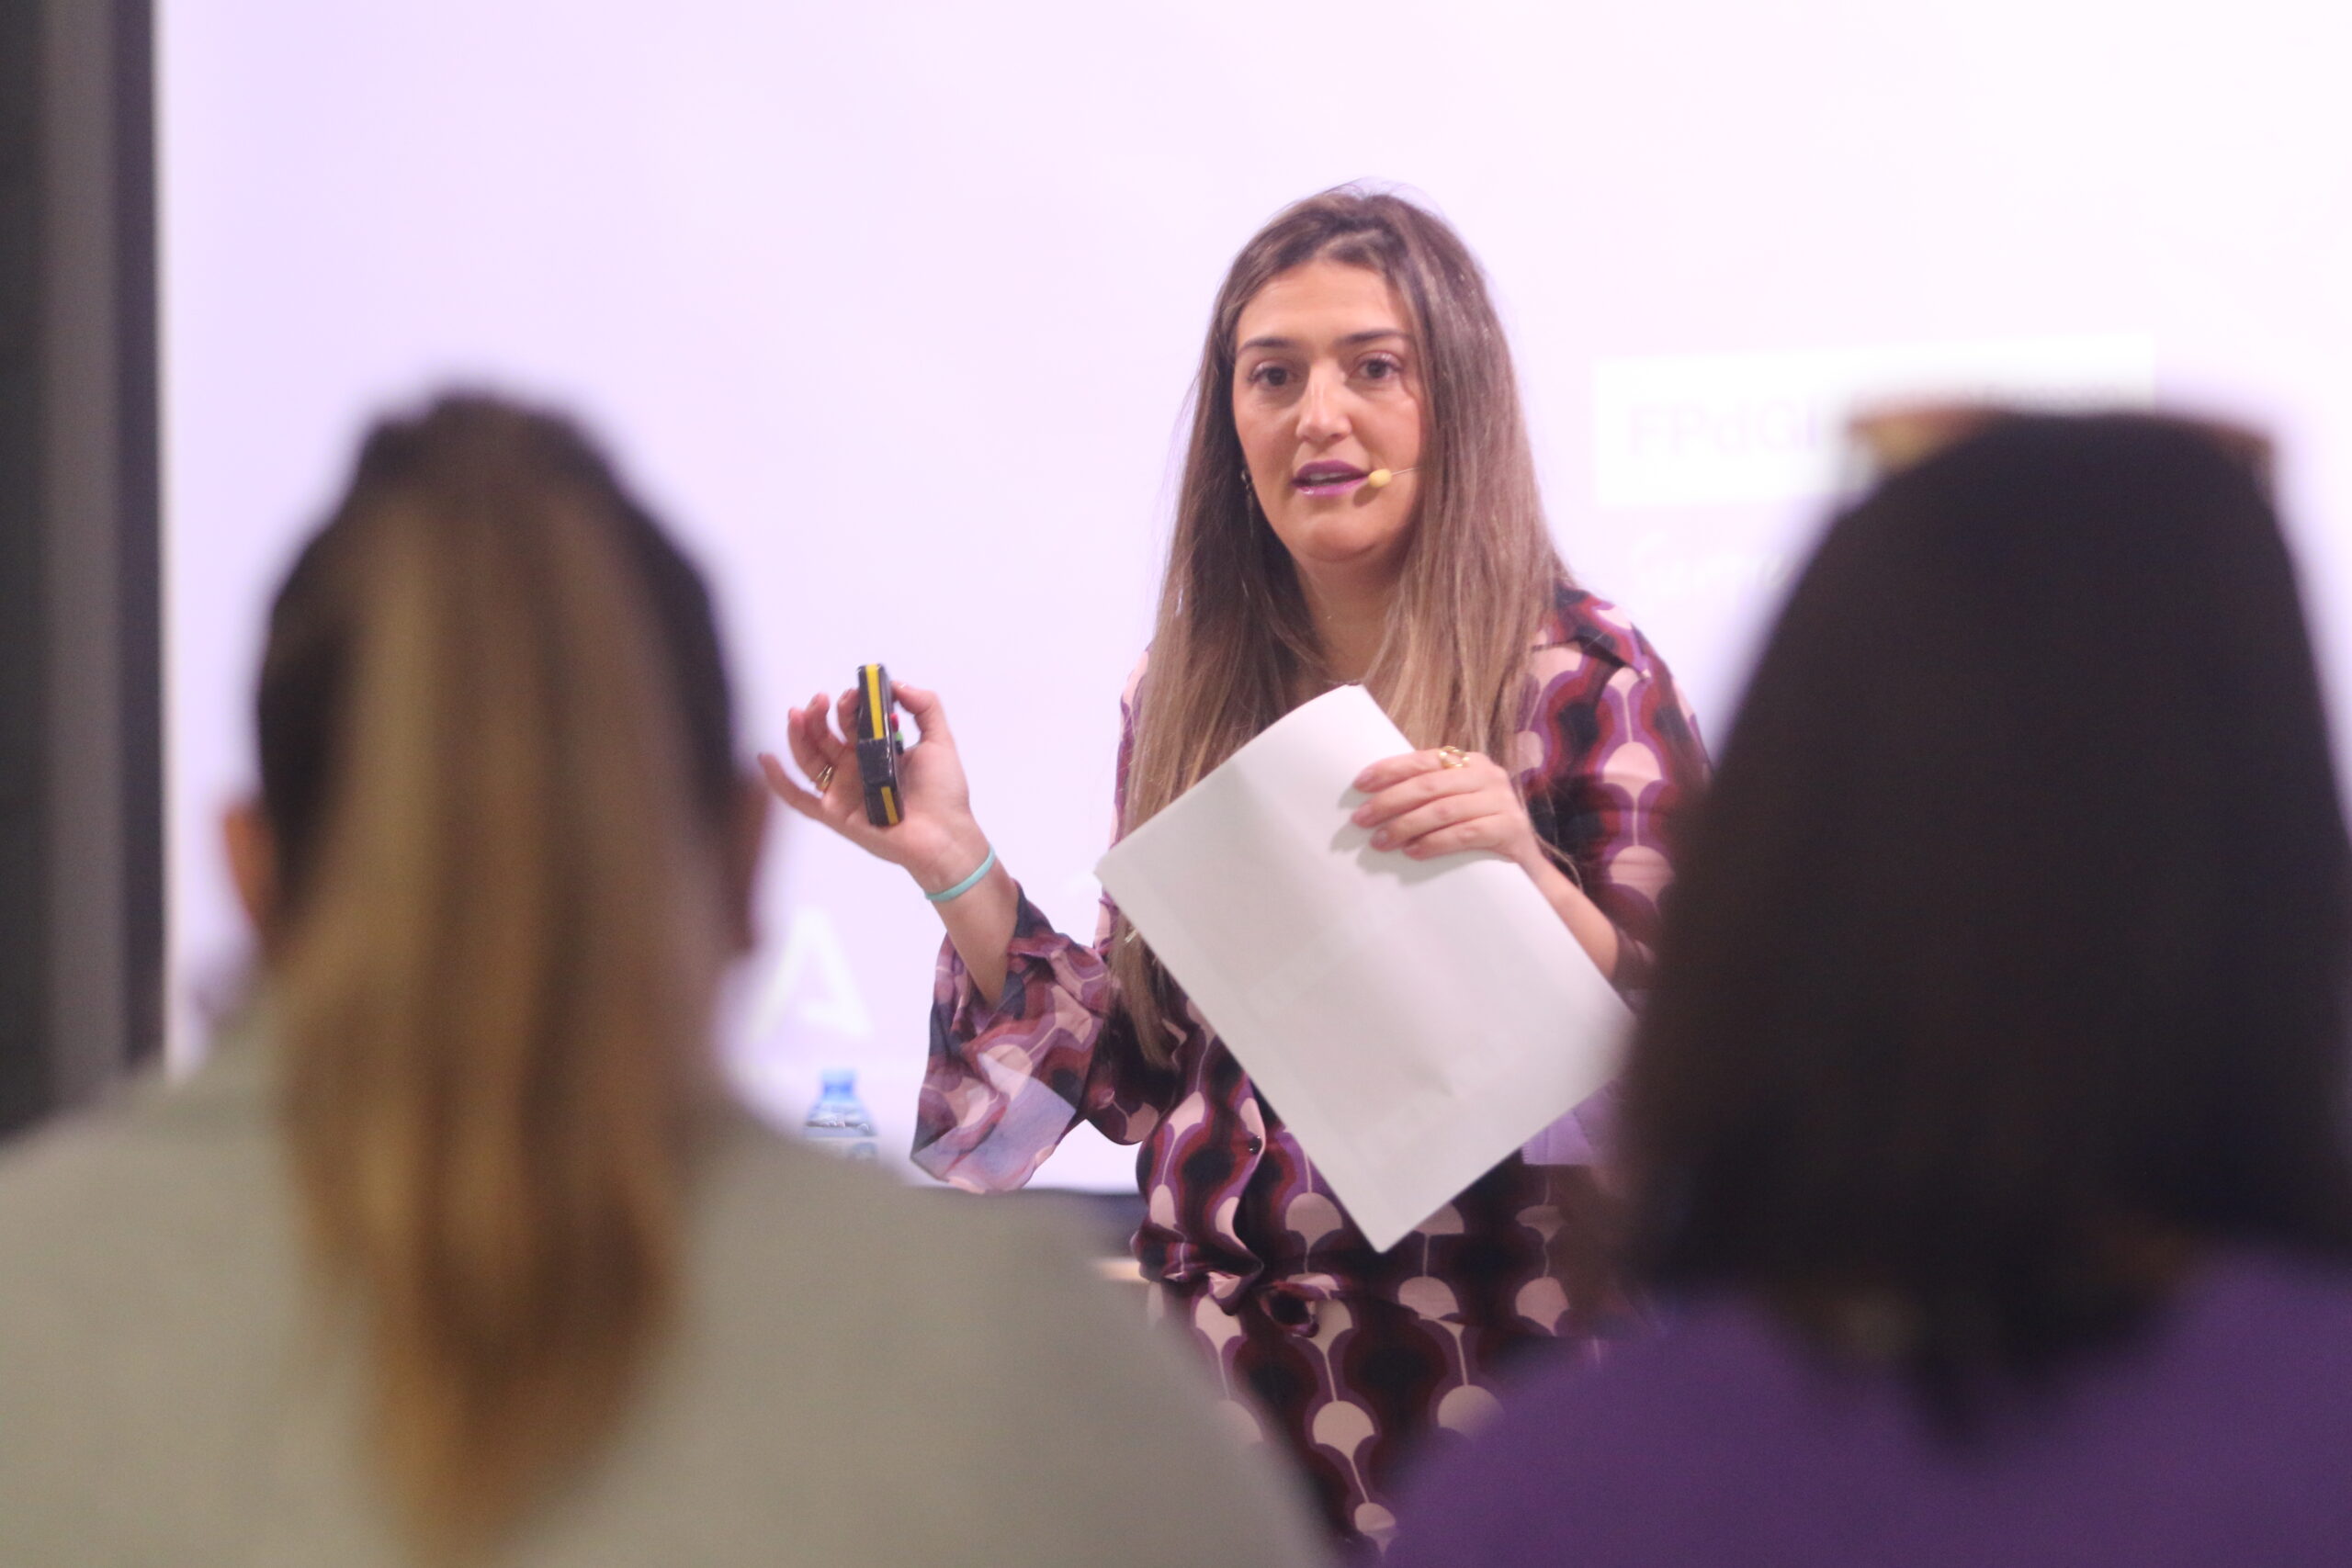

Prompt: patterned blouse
xmin=915 ymin=584 xmax=1709 ymax=1550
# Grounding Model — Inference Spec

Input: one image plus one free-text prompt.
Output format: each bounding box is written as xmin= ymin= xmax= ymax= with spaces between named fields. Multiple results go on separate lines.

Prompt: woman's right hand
xmin=759 ymin=680 xmax=994 ymax=897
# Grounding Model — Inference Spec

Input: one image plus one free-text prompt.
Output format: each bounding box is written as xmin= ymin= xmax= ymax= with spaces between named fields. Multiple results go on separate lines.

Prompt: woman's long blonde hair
xmin=256 ymin=397 xmax=742 ymax=1560
xmin=1111 ymin=187 xmax=1565 ymax=1062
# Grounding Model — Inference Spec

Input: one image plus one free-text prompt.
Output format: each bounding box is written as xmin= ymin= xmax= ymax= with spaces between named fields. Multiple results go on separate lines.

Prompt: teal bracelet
xmin=924 ymin=845 xmax=997 ymax=904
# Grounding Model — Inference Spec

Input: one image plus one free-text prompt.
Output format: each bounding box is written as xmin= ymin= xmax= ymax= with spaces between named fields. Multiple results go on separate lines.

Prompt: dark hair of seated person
xmin=1619 ymin=411 xmax=2352 ymax=1415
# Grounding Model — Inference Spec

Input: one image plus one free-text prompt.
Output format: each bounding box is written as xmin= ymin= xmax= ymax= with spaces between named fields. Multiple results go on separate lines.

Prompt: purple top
xmin=1387 ymin=1248 xmax=2352 ymax=1567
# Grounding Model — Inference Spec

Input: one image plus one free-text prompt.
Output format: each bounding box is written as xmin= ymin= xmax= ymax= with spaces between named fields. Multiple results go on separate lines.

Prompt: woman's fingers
xmin=759 ymin=750 xmax=831 ymax=822
xmin=1346 ymin=746 xmax=1539 ymax=863
xmin=758 ymin=750 xmax=796 ymax=798
xmin=1351 ymin=757 xmax=1489 ymax=829
xmin=759 ymin=677 xmax=989 ymax=876
xmin=894 ymin=681 xmax=952 ymax=746
xmin=1395 ymin=818 xmax=1510 ymax=859
xmin=803 ymin=691 xmax=839 ymax=741
xmin=1352 ymin=747 xmax=1480 ymax=795
xmin=784 ymin=701 xmax=843 ymax=789
xmin=1351 ymin=752 xmax=1427 ymax=794
xmin=1370 ymin=792 xmax=1507 ymax=854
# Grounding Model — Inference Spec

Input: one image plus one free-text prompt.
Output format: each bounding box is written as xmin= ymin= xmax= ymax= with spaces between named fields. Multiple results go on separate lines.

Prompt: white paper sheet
xmin=1095 ymin=685 xmax=1631 ymax=1252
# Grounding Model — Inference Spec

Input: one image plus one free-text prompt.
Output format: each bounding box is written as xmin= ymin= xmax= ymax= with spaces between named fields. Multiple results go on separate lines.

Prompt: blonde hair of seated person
xmin=243 ymin=395 xmax=752 ymax=1562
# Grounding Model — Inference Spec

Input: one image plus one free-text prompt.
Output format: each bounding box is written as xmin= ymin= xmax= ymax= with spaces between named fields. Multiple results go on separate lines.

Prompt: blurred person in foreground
xmin=0 ymin=396 xmax=1322 ymax=1568
xmin=1387 ymin=411 xmax=2352 ymax=1567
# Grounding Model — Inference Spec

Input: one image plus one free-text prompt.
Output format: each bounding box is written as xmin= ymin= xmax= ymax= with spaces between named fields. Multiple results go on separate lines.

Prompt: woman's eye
xmin=1248 ymin=363 xmax=1293 ymax=389
xmin=1359 ymin=355 xmax=1403 ymax=381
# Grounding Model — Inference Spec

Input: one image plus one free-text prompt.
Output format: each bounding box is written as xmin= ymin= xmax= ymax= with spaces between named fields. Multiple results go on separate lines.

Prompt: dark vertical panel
xmin=0 ymin=0 xmax=162 ymax=1140
xmin=0 ymin=0 xmax=53 ymax=1137
xmin=111 ymin=0 xmax=162 ymax=1077
xmin=42 ymin=0 xmax=130 ymax=1109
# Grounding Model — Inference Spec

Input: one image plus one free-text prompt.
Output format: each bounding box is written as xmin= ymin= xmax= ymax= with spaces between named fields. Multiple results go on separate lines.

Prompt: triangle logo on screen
xmin=749 ymin=907 xmax=872 ymax=1041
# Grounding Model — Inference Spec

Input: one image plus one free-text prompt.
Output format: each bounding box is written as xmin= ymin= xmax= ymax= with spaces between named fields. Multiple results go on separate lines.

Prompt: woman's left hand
xmin=1351 ymin=747 xmax=1544 ymax=875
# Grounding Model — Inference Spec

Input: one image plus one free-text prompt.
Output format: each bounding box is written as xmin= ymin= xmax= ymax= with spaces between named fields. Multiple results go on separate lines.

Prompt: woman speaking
xmin=766 ymin=186 xmax=1709 ymax=1548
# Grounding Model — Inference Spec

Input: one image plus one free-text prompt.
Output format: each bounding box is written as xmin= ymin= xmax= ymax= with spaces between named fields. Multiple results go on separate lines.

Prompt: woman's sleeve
xmin=1519 ymin=615 xmax=1711 ymax=1168
xmin=910 ymin=675 xmax=1173 ymax=1192
xmin=1533 ymin=618 xmax=1712 ymax=1001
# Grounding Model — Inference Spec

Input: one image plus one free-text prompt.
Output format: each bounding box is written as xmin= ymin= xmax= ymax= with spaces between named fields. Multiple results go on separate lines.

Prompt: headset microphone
xmin=1364 ymin=466 xmax=1419 ymax=489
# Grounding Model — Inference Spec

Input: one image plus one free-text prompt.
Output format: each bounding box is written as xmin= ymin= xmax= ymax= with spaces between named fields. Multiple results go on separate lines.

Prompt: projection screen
xmin=162 ymin=0 xmax=2352 ymax=1188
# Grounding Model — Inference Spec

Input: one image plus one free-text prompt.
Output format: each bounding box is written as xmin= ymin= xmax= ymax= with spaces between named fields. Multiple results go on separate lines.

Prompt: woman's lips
xmin=1293 ymin=461 xmax=1369 ymax=497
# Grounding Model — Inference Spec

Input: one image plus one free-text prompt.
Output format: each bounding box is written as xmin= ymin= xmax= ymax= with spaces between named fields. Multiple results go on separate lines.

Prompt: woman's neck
xmin=1297 ymin=562 xmax=1399 ymax=685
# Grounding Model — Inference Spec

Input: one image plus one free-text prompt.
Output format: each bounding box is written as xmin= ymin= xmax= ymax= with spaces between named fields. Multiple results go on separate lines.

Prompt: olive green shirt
xmin=0 ymin=1041 xmax=1323 ymax=1566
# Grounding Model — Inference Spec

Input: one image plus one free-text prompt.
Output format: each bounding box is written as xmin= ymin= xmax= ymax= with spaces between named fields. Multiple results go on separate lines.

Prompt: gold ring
xmin=1436 ymin=746 xmax=1473 ymax=770
xmin=815 ymin=763 xmax=836 ymax=792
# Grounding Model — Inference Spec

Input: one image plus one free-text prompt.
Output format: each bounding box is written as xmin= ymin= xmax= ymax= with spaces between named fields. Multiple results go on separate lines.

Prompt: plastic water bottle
xmin=803 ymin=1069 xmax=879 ymax=1162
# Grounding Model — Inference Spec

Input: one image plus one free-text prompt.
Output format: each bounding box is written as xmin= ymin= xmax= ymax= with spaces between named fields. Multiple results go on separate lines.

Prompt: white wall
xmin=163 ymin=0 xmax=2352 ymax=1187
